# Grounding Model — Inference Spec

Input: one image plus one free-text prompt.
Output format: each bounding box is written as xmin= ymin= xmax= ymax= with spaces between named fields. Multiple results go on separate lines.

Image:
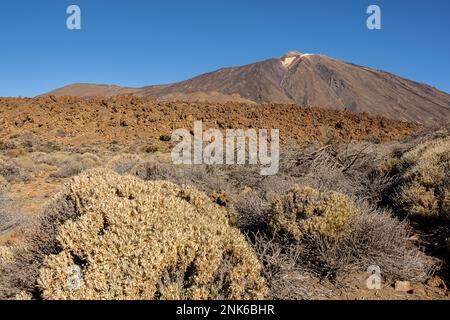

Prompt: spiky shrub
xmin=19 ymin=169 xmax=267 ymax=300
xmin=395 ymin=136 xmax=450 ymax=220
xmin=268 ymin=186 xmax=358 ymax=240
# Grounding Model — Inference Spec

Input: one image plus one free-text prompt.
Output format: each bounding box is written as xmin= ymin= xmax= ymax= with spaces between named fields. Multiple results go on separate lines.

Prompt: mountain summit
xmin=46 ymin=51 xmax=450 ymax=125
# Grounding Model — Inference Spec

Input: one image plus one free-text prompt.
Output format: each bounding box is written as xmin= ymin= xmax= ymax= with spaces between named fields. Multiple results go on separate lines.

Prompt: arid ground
xmin=0 ymin=96 xmax=448 ymax=300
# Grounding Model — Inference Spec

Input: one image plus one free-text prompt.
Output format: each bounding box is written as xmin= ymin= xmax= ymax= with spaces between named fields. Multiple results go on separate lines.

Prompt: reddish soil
xmin=0 ymin=96 xmax=419 ymax=148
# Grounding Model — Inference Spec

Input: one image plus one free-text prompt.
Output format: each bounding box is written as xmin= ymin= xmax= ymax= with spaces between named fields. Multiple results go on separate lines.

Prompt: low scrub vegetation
xmin=0 ymin=126 xmax=448 ymax=300
xmin=0 ymin=157 xmax=31 ymax=182
xmin=268 ymin=186 xmax=358 ymax=240
xmin=1 ymin=169 xmax=267 ymax=300
xmin=393 ymin=135 xmax=450 ymax=220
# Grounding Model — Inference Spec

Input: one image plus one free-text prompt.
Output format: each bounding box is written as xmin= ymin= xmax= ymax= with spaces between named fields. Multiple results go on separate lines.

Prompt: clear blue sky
xmin=0 ymin=0 xmax=449 ymax=97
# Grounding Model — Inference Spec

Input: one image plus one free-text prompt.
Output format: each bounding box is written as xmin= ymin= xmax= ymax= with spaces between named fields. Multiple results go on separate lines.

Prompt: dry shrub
xmin=129 ymin=161 xmax=274 ymax=231
xmin=268 ymin=186 xmax=358 ymax=240
xmin=251 ymin=233 xmax=334 ymax=299
xmin=31 ymin=152 xmax=101 ymax=178
xmin=252 ymin=233 xmax=329 ymax=300
xmin=0 ymin=191 xmax=80 ymax=299
xmin=0 ymin=175 xmax=7 ymax=194
xmin=208 ymin=191 xmax=237 ymax=226
xmin=74 ymin=153 xmax=100 ymax=169
xmin=113 ymin=160 xmax=245 ymax=227
xmin=0 ymin=205 xmax=17 ymax=235
xmin=0 ymin=186 xmax=26 ymax=238
xmin=394 ymin=136 xmax=450 ymax=220
xmin=6 ymin=134 xmax=62 ymax=154
xmin=0 ymin=188 xmax=28 ymax=297
xmin=12 ymin=156 xmax=35 ymax=171
xmin=15 ymin=291 xmax=32 ymax=300
xmin=278 ymin=143 xmax=392 ymax=205
xmin=0 ymin=157 xmax=31 ymax=182
xmin=107 ymin=154 xmax=144 ymax=174
xmin=299 ymin=204 xmax=436 ymax=281
xmin=49 ymin=161 xmax=84 ymax=178
xmin=37 ymin=163 xmax=58 ymax=173
xmin=2 ymin=169 xmax=267 ymax=300
xmin=131 ymin=160 xmax=233 ymax=196
xmin=131 ymin=159 xmax=174 ymax=181
xmin=31 ymin=152 xmax=71 ymax=167
xmin=252 ymin=203 xmax=435 ymax=295
xmin=6 ymin=147 xmax=26 ymax=158
xmin=234 ymin=191 xmax=267 ymax=232
xmin=143 ymin=144 xmax=159 ymax=154
xmin=0 ymin=141 xmax=17 ymax=151
xmin=252 ymin=184 xmax=435 ymax=293
xmin=0 ymin=246 xmax=13 ymax=263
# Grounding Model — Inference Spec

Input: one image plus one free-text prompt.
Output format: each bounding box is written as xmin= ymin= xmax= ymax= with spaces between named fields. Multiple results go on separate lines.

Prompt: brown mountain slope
xmin=46 ymin=51 xmax=450 ymax=125
xmin=47 ymin=83 xmax=140 ymax=97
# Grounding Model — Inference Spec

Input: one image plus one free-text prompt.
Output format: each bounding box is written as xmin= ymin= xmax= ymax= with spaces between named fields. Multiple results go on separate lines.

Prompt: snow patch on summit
xmin=281 ymin=56 xmax=297 ymax=68
xmin=281 ymin=53 xmax=314 ymax=68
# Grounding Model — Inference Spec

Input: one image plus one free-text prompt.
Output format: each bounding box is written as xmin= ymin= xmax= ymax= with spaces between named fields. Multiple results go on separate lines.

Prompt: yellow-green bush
xmin=395 ymin=136 xmax=450 ymax=220
xmin=35 ymin=169 xmax=267 ymax=300
xmin=268 ymin=186 xmax=358 ymax=240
